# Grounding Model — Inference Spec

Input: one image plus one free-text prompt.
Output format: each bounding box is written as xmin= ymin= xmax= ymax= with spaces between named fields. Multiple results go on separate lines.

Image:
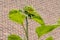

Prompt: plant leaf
xmin=36 ymin=25 xmax=59 ymax=38
xmin=57 ymin=18 xmax=60 ymax=25
xmin=9 ymin=9 xmax=26 ymax=25
xmin=24 ymin=6 xmax=45 ymax=25
xmin=8 ymin=34 xmax=22 ymax=40
xmin=46 ymin=36 xmax=53 ymax=40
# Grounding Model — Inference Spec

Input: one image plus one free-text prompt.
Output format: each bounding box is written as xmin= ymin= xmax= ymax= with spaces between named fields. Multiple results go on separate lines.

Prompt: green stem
xmin=25 ymin=17 xmax=29 ymax=40
xmin=22 ymin=24 xmax=26 ymax=40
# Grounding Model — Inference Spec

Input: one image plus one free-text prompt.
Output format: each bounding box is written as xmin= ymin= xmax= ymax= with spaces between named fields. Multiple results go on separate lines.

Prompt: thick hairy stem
xmin=26 ymin=17 xmax=29 ymax=40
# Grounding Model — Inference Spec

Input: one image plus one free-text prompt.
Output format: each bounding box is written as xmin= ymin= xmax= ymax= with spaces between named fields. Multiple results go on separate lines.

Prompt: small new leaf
xmin=36 ymin=25 xmax=59 ymax=38
xmin=8 ymin=34 xmax=22 ymax=40
xmin=24 ymin=6 xmax=45 ymax=25
xmin=9 ymin=9 xmax=26 ymax=25
xmin=46 ymin=36 xmax=53 ymax=40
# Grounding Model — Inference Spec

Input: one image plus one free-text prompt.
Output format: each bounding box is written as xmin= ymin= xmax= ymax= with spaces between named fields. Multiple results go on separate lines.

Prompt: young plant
xmin=8 ymin=6 xmax=60 ymax=40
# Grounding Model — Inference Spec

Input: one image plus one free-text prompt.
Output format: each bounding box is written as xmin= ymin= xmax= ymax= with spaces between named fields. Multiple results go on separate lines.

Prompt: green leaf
xmin=36 ymin=25 xmax=59 ymax=38
xmin=8 ymin=34 xmax=22 ymax=40
xmin=57 ymin=18 xmax=60 ymax=25
xmin=46 ymin=36 xmax=53 ymax=40
xmin=24 ymin=6 xmax=45 ymax=25
xmin=9 ymin=9 xmax=26 ymax=25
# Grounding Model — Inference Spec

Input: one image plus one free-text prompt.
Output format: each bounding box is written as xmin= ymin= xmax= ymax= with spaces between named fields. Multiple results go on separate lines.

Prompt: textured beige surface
xmin=0 ymin=0 xmax=60 ymax=40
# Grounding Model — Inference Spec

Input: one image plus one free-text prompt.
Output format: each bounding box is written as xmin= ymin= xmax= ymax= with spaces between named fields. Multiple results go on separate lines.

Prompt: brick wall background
xmin=0 ymin=0 xmax=60 ymax=40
